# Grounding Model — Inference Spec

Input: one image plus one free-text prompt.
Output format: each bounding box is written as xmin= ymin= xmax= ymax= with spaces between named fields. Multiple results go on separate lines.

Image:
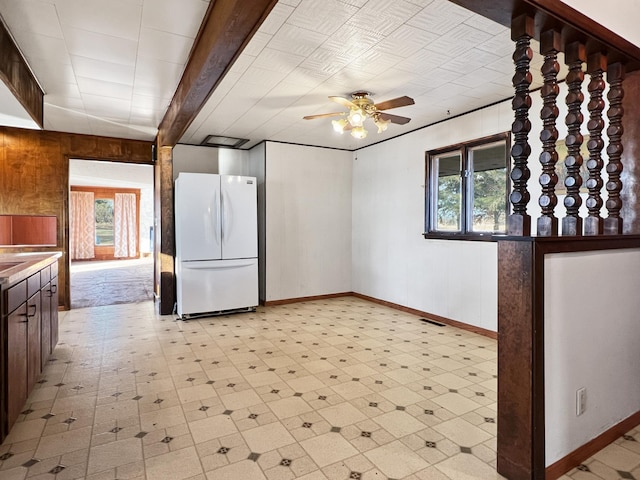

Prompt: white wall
xmin=172 ymin=144 xmax=219 ymax=179
xmin=352 ymin=104 xmax=513 ymax=331
xmin=247 ymin=143 xmax=267 ymax=302
xmin=545 ymin=249 xmax=640 ymax=465
xmin=560 ymin=0 xmax=640 ymax=47
xmin=265 ymin=142 xmax=352 ymax=301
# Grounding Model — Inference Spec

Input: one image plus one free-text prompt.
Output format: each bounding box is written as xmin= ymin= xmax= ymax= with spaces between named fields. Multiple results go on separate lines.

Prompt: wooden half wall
xmin=0 ymin=126 xmax=152 ymax=310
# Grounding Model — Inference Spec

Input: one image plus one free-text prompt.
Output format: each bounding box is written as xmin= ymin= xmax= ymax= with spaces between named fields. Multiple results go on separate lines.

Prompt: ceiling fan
xmin=303 ymin=91 xmax=415 ymax=139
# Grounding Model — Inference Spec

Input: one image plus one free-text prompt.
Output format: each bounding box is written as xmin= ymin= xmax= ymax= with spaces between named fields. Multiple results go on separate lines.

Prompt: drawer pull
xmin=27 ymin=304 xmax=37 ymax=317
xmin=51 ymin=284 xmax=57 ymax=294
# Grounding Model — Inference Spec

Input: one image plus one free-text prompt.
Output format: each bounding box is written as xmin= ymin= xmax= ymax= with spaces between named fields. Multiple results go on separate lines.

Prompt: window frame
xmin=424 ymin=132 xmax=511 ymax=241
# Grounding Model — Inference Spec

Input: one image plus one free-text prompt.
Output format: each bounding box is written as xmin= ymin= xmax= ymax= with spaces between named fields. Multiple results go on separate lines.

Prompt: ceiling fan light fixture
xmin=374 ymin=115 xmax=390 ymax=133
xmin=350 ymin=126 xmax=368 ymax=139
xmin=332 ymin=118 xmax=348 ymax=133
xmin=347 ymin=108 xmax=365 ymax=127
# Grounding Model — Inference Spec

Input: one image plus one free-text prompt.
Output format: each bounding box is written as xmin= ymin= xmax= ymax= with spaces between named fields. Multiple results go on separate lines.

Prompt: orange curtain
xmin=70 ymin=191 xmax=95 ymax=260
xmin=114 ymin=193 xmax=137 ymax=258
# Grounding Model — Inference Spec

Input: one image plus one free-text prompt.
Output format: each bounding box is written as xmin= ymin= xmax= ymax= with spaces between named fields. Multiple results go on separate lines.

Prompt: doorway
xmin=69 ymin=159 xmax=154 ymax=309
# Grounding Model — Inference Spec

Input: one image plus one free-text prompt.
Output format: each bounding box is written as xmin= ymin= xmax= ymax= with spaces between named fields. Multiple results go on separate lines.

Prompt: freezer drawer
xmin=176 ymin=258 xmax=258 ymax=317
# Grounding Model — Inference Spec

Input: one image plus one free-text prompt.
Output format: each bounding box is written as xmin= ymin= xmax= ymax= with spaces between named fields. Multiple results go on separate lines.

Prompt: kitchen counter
xmin=1 ymin=251 xmax=61 ymax=442
xmin=0 ymin=252 xmax=61 ymax=286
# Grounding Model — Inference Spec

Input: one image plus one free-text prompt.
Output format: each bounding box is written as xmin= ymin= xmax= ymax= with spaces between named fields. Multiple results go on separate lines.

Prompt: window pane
xmin=470 ymin=142 xmax=507 ymax=232
xmin=435 ymin=153 xmax=462 ymax=231
xmin=95 ymin=198 xmax=114 ymax=245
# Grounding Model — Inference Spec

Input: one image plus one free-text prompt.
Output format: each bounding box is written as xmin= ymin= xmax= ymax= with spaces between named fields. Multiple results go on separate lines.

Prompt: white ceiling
xmin=0 ymin=0 xmax=547 ymax=150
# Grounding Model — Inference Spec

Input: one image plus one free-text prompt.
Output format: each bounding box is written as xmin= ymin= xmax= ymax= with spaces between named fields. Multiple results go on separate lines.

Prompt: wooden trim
xmin=263 ymin=291 xmax=497 ymax=340
xmin=156 ymin=145 xmax=174 ymax=315
xmin=351 ymin=292 xmax=497 ymax=339
xmin=263 ymin=292 xmax=352 ymax=306
xmin=157 ymin=0 xmax=278 ymax=147
xmin=545 ymin=410 xmax=640 ymax=480
xmin=0 ymin=18 xmax=43 ymax=127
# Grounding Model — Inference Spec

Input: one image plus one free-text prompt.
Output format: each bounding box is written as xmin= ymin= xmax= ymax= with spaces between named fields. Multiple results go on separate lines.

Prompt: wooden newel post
xmin=584 ymin=52 xmax=607 ymax=236
xmin=604 ymin=62 xmax=625 ymax=235
xmin=561 ymin=42 xmax=586 ymax=236
xmin=507 ymin=15 xmax=535 ymax=236
xmin=537 ymin=30 xmax=561 ymax=237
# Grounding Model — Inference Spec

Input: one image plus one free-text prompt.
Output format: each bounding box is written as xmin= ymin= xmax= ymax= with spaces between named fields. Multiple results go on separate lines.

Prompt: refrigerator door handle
xmin=213 ymin=193 xmax=220 ymax=245
xmin=221 ymin=189 xmax=233 ymax=246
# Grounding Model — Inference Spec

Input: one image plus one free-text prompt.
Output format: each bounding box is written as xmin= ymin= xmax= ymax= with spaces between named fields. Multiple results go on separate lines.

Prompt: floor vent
xmin=420 ymin=318 xmax=445 ymax=327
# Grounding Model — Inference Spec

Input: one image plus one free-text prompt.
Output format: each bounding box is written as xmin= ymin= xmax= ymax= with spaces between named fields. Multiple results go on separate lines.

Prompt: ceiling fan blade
xmin=378 ymin=112 xmax=411 ymax=125
xmin=303 ymin=112 xmax=345 ymax=120
xmin=374 ymin=96 xmax=415 ymax=111
xmin=329 ymin=96 xmax=357 ymax=109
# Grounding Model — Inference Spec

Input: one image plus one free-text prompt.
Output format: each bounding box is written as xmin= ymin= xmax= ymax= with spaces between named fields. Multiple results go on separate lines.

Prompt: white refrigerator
xmin=175 ymin=172 xmax=258 ymax=318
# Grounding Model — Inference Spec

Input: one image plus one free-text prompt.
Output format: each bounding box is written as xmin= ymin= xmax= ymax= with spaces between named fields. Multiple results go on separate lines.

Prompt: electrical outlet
xmin=576 ymin=387 xmax=587 ymax=416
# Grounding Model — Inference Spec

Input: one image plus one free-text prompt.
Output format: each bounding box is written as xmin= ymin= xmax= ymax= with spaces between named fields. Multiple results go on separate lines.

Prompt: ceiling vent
xmin=200 ymin=135 xmax=249 ymax=149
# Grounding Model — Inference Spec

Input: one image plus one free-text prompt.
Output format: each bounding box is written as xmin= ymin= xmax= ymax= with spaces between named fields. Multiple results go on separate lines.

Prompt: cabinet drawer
xmin=50 ymin=260 xmax=58 ymax=279
xmin=6 ymin=280 xmax=27 ymax=314
xmin=27 ymin=272 xmax=40 ymax=298
xmin=40 ymin=265 xmax=51 ymax=286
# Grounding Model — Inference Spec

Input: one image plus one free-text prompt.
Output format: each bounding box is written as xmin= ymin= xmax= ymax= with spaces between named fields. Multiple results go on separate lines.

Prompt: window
xmin=425 ymin=133 xmax=510 ymax=238
xmin=95 ymin=198 xmax=114 ymax=245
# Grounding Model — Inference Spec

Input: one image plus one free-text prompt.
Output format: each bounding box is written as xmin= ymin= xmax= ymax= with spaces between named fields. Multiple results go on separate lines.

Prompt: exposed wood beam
xmin=157 ymin=0 xmax=278 ymax=147
xmin=0 ymin=17 xmax=44 ymax=127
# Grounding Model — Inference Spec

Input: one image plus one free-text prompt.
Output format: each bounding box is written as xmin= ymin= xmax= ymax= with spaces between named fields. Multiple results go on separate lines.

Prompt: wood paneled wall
xmin=0 ymin=126 xmax=152 ymax=309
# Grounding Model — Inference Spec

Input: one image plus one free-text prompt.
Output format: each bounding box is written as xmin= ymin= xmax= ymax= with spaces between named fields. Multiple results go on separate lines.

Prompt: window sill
xmin=422 ymin=232 xmax=502 ymax=242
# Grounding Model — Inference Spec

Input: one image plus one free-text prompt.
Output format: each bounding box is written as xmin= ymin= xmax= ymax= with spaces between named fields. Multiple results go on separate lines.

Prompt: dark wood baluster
xmin=604 ymin=62 xmax=625 ymax=234
xmin=584 ymin=53 xmax=607 ymax=236
xmin=561 ymin=42 xmax=586 ymax=236
xmin=537 ymin=30 xmax=561 ymax=237
xmin=507 ymin=15 xmax=534 ymax=236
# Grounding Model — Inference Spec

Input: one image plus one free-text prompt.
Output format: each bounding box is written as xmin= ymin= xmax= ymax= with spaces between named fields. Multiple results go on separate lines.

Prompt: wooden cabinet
xmin=1 ymin=257 xmax=59 ymax=442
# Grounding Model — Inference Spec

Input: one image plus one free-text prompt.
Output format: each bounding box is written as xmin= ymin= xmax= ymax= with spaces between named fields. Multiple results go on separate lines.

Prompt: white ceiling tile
xmin=0 ymin=0 xmax=64 ymax=38
xmin=322 ymin=25 xmax=383 ymax=58
xmin=56 ymin=0 xmax=142 ymax=41
xmin=252 ymin=48 xmax=306 ymax=75
xmin=268 ymin=24 xmax=327 ymax=56
xmin=138 ymin=28 xmax=194 ymax=64
xmin=19 ymin=35 xmax=71 ymax=64
xmin=77 ymin=76 xmax=133 ymax=100
xmin=287 ymin=0 xmax=359 ymax=35
xmin=463 ymin=13 xmax=508 ymax=35
xmin=133 ymin=57 xmax=184 ymax=97
xmin=376 ymin=30 xmax=430 ymax=58
xmin=299 ymin=48 xmax=351 ymax=76
xmin=243 ymin=31 xmax=273 ymax=57
xmin=44 ymin=94 xmax=85 ymax=110
xmin=82 ymin=93 xmax=131 ymax=118
xmin=43 ymin=82 xmax=81 ymax=99
xmin=477 ymin=33 xmax=514 ymax=57
xmin=451 ymin=67 xmax=506 ymax=89
xmin=349 ymin=49 xmax=401 ymax=74
xmin=237 ymin=69 xmax=288 ymax=97
xmin=132 ymin=94 xmax=170 ymax=112
xmin=141 ymin=0 xmax=207 ymax=37
xmin=62 ymin=25 xmax=138 ymax=66
xmin=347 ymin=0 xmax=421 ymax=35
xmin=258 ymin=2 xmax=295 ymax=35
xmin=26 ymin=59 xmax=76 ymax=90
xmin=43 ymin=105 xmax=92 ymax=133
xmin=407 ymin=0 xmax=473 ymax=35
xmin=440 ymin=48 xmax=500 ymax=73
xmin=395 ymin=48 xmax=450 ymax=74
xmin=71 ymin=55 xmax=135 ymax=85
